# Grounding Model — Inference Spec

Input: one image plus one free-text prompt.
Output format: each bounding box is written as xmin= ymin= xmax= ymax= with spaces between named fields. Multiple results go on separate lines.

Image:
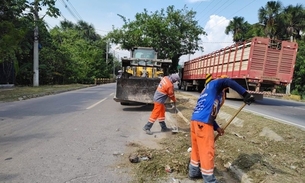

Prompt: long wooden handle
xmin=174 ymin=103 xmax=177 ymax=114
xmin=215 ymin=102 xmax=247 ymax=141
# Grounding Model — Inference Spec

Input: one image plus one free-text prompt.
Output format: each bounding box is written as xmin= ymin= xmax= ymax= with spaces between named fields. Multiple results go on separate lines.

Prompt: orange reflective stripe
xmin=148 ymin=118 xmax=155 ymax=123
xmin=201 ymin=167 xmax=214 ymax=175
xmin=190 ymin=159 xmax=200 ymax=167
xmin=157 ymin=117 xmax=165 ymax=121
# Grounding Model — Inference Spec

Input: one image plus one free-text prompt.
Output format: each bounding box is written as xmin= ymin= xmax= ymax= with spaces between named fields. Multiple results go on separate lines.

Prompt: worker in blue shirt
xmin=188 ymin=76 xmax=255 ymax=183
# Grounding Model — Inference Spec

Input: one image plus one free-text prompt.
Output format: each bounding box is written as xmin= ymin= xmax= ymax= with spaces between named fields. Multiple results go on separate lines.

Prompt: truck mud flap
xmin=114 ymin=78 xmax=161 ymax=104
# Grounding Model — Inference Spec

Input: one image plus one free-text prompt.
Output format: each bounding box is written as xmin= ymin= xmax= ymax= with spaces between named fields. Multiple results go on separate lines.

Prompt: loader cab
xmin=132 ymin=47 xmax=157 ymax=66
xmin=132 ymin=47 xmax=157 ymax=59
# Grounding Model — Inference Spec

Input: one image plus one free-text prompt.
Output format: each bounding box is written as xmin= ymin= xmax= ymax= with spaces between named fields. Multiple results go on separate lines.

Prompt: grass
xmin=120 ymin=92 xmax=305 ymax=183
xmin=0 ymin=84 xmax=90 ymax=102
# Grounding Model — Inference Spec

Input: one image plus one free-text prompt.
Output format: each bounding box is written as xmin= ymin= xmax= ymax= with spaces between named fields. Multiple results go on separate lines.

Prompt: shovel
xmin=214 ymin=102 xmax=246 ymax=141
xmin=171 ymin=102 xmax=179 ymax=134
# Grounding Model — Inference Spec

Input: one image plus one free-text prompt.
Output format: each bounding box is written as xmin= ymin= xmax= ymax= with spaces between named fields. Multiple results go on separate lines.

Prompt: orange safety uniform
xmin=189 ymin=78 xmax=247 ymax=182
xmin=148 ymin=76 xmax=176 ymax=123
xmin=143 ymin=73 xmax=180 ymax=135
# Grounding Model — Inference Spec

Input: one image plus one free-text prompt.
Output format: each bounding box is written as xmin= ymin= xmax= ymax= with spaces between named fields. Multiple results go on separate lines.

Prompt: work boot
xmin=143 ymin=122 xmax=153 ymax=135
xmin=159 ymin=121 xmax=171 ymax=132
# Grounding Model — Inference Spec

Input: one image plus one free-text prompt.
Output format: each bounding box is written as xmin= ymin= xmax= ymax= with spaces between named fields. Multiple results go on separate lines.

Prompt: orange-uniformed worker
xmin=143 ymin=73 xmax=180 ymax=135
xmin=188 ymin=77 xmax=254 ymax=182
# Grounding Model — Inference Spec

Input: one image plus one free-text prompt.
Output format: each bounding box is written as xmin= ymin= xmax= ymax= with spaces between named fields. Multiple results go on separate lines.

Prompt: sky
xmin=44 ymin=0 xmax=304 ymax=64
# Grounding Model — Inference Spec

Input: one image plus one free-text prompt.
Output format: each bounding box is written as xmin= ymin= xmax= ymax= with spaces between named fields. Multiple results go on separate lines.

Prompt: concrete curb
xmin=225 ymin=163 xmax=253 ymax=183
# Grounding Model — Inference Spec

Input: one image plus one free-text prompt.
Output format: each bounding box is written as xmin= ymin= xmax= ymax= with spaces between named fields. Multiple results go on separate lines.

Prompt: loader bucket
xmin=114 ymin=77 xmax=161 ymax=104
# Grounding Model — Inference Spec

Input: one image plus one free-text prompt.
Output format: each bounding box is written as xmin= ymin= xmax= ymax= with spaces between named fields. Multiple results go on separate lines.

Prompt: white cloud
xmin=180 ymin=15 xmax=233 ymax=65
xmin=201 ymin=15 xmax=233 ymax=53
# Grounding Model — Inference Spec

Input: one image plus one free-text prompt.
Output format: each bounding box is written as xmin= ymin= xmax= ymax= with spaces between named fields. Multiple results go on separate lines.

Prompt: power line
xmin=45 ymin=22 xmax=54 ymax=30
xmin=196 ymin=0 xmax=218 ymax=18
xmin=61 ymin=0 xmax=79 ymax=22
xmin=60 ymin=12 xmax=67 ymax=20
xmin=199 ymin=0 xmax=223 ymax=20
xmin=65 ymin=0 xmax=82 ymax=20
xmin=208 ymin=0 xmax=256 ymax=30
xmin=190 ymin=0 xmax=204 ymax=12
xmin=95 ymin=29 xmax=111 ymax=33
xmin=227 ymin=0 xmax=256 ymax=21
xmin=198 ymin=0 xmax=234 ymax=24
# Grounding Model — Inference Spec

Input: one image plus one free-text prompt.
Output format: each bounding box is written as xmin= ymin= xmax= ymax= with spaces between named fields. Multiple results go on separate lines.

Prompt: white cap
xmin=169 ymin=73 xmax=180 ymax=83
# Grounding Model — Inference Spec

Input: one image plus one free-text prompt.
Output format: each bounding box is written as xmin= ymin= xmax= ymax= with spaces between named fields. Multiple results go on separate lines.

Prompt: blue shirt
xmin=191 ymin=78 xmax=246 ymax=124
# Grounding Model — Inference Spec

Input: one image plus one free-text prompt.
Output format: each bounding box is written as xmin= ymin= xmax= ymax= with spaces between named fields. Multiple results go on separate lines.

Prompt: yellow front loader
xmin=114 ymin=47 xmax=172 ymax=105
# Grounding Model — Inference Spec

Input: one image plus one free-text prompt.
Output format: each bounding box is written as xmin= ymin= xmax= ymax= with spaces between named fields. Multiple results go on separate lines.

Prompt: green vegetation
xmin=107 ymin=5 xmax=206 ymax=72
xmin=0 ymin=84 xmax=89 ymax=102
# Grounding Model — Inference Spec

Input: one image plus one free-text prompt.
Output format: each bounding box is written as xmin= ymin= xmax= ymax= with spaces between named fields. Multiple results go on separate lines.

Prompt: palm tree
xmin=59 ymin=20 xmax=75 ymax=30
xmin=258 ymin=1 xmax=283 ymax=39
xmin=245 ymin=23 xmax=265 ymax=38
xmin=75 ymin=20 xmax=100 ymax=41
xmin=280 ymin=4 xmax=305 ymax=41
xmin=225 ymin=16 xmax=249 ymax=42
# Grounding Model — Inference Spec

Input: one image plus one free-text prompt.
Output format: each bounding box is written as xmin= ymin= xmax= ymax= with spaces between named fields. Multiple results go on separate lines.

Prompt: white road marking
xmin=86 ymin=98 xmax=107 ymax=109
xmin=225 ymin=104 xmax=305 ymax=130
xmin=286 ymin=106 xmax=305 ymax=111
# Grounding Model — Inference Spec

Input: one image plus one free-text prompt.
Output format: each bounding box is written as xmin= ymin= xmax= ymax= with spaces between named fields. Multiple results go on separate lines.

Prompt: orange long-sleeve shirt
xmin=153 ymin=76 xmax=176 ymax=103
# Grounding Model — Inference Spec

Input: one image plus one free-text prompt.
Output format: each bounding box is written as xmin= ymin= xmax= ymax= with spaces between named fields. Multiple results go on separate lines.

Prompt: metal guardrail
xmin=94 ymin=78 xmax=114 ymax=85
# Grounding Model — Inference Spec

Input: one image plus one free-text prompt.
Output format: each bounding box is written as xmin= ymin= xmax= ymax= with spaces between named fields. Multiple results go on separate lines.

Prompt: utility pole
xmin=286 ymin=36 xmax=294 ymax=95
xmin=106 ymin=41 xmax=109 ymax=64
xmin=33 ymin=1 xmax=39 ymax=86
xmin=114 ymin=55 xmax=120 ymax=77
xmin=112 ymin=51 xmax=116 ymax=78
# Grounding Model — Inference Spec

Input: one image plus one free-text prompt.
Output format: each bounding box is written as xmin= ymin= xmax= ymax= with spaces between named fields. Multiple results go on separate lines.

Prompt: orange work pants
xmin=190 ymin=120 xmax=215 ymax=176
xmin=148 ymin=102 xmax=165 ymax=123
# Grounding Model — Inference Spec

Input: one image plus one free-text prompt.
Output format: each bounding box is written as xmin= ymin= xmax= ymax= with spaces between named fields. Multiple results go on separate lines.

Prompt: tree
xmin=0 ymin=0 xmax=61 ymax=85
xmin=26 ymin=0 xmax=60 ymax=22
xmin=225 ymin=16 xmax=251 ymax=42
xmin=50 ymin=20 xmax=110 ymax=83
xmin=291 ymin=40 xmax=305 ymax=98
xmin=280 ymin=4 xmax=305 ymax=41
xmin=258 ymin=1 xmax=283 ymax=39
xmin=0 ymin=0 xmax=29 ymax=83
xmin=244 ymin=23 xmax=265 ymax=39
xmin=107 ymin=5 xmax=206 ymax=72
xmin=74 ymin=20 xmax=101 ymax=41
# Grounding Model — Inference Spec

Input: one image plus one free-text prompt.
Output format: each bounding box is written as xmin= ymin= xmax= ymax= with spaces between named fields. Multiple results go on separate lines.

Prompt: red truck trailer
xmin=178 ymin=37 xmax=298 ymax=100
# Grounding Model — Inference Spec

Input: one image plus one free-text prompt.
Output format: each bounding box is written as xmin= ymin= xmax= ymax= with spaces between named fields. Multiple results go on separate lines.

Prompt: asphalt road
xmin=0 ymin=83 xmax=168 ymax=183
xmin=181 ymin=90 xmax=305 ymax=130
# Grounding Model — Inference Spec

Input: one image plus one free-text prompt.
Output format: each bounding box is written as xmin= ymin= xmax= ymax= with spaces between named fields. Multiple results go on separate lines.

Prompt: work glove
xmin=242 ymin=92 xmax=255 ymax=105
xmin=216 ymin=127 xmax=224 ymax=136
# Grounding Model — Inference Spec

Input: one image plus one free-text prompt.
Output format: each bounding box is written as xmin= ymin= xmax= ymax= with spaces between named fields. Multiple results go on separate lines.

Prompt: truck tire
xmin=182 ymin=81 xmax=187 ymax=91
xmin=198 ymin=84 xmax=204 ymax=93
xmin=120 ymin=102 xmax=130 ymax=105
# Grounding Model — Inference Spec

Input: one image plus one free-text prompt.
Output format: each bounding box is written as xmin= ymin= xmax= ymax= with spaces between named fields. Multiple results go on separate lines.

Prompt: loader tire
xmin=120 ymin=102 xmax=130 ymax=105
